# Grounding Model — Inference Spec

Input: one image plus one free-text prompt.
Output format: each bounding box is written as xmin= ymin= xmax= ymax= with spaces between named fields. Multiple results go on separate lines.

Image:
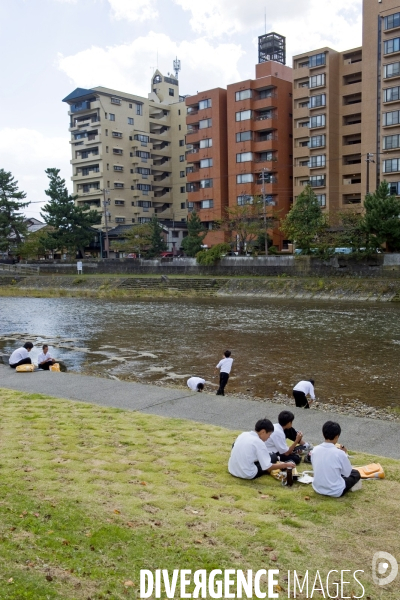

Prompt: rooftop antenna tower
xmin=173 ymin=57 xmax=181 ymax=79
xmin=258 ymin=32 xmax=286 ymax=65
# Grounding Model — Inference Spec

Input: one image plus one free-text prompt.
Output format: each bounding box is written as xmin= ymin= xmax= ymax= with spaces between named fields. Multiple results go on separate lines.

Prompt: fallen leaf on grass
xmin=191 ymin=510 xmax=199 ymax=514
xmin=270 ymin=554 xmax=278 ymax=561
xmin=114 ymin=509 xmax=121 ymax=514
xmin=10 ymin=527 xmax=16 ymax=531
xmin=264 ymin=546 xmax=274 ymax=552
xmin=7 ymin=578 xmax=13 ymax=584
xmin=46 ymin=575 xmax=53 ymax=582
xmin=62 ymin=540 xmax=70 ymax=546
xmin=90 ymin=546 xmax=95 ymax=551
xmin=140 ymin=481 xmax=147 ymax=486
xmin=194 ymin=539 xmax=203 ymax=544
xmin=124 ymin=581 xmax=134 ymax=587
xmin=260 ymin=495 xmax=270 ymax=499
xmin=304 ymin=496 xmax=311 ymax=501
xmin=211 ymin=495 xmax=220 ymax=500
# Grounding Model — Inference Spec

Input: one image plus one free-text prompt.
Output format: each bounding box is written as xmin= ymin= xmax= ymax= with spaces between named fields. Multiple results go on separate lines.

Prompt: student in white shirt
xmin=37 ymin=344 xmax=56 ymax=371
xmin=187 ymin=377 xmax=205 ymax=392
xmin=311 ymin=421 xmax=361 ymax=497
xmin=9 ymin=342 xmax=33 ymax=368
xmin=265 ymin=410 xmax=310 ymax=466
xmin=215 ymin=350 xmax=233 ymax=396
xmin=293 ymin=379 xmax=315 ymax=408
xmin=228 ymin=419 xmax=296 ymax=480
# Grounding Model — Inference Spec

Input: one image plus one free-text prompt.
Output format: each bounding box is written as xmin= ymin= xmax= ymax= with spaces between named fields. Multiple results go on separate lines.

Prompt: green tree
xmin=0 ymin=169 xmax=29 ymax=251
xmin=18 ymin=228 xmax=51 ymax=260
xmin=110 ymin=223 xmax=152 ymax=257
xmin=147 ymin=215 xmax=167 ymax=258
xmin=196 ymin=243 xmax=231 ymax=265
xmin=280 ymin=185 xmax=327 ymax=254
xmin=336 ymin=211 xmax=371 ymax=254
xmin=40 ymin=168 xmax=101 ymax=257
xmin=217 ymin=199 xmax=266 ymax=254
xmin=363 ymin=181 xmax=400 ymax=252
xmin=181 ymin=211 xmax=206 ymax=256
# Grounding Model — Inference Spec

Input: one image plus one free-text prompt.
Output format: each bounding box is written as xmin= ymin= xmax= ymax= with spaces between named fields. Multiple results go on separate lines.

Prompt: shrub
xmin=196 ymin=243 xmax=231 ymax=265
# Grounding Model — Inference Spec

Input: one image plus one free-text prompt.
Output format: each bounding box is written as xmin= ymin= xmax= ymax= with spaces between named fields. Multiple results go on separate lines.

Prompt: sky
xmin=0 ymin=0 xmax=362 ymax=220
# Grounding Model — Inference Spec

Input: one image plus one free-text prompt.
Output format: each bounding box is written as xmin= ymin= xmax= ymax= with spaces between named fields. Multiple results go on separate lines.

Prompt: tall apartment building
xmin=62 ymin=70 xmax=188 ymax=250
xmin=185 ymin=34 xmax=294 ymax=249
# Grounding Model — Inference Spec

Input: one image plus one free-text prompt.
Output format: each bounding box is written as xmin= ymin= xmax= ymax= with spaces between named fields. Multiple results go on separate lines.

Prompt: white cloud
xmin=173 ymin=0 xmax=362 ymax=57
xmin=0 ymin=128 xmax=71 ymax=219
xmin=108 ymin=0 xmax=158 ymax=22
xmin=57 ymin=32 xmax=244 ymax=96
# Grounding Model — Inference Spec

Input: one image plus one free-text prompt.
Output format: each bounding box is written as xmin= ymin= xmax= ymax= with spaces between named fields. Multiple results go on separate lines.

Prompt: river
xmin=0 ymin=296 xmax=399 ymax=410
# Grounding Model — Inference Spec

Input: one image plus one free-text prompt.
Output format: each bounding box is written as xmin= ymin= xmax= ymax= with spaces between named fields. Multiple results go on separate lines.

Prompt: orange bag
xmin=16 ymin=364 xmax=34 ymax=373
xmin=49 ymin=363 xmax=61 ymax=372
xmin=355 ymin=463 xmax=385 ymax=479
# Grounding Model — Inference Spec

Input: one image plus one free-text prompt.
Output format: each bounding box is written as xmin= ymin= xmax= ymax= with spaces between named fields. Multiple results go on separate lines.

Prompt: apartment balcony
xmin=294 ymin=165 xmax=310 ymax=177
xmin=342 ymin=163 xmax=362 ymax=176
xmin=153 ymin=175 xmax=171 ymax=188
xmin=149 ymin=122 xmax=170 ymax=135
xmin=341 ymin=103 xmax=362 ymax=116
xmin=341 ymin=122 xmax=362 ymax=136
xmin=72 ymin=170 xmax=102 ymax=181
xmin=151 ymin=147 xmax=172 ymax=159
xmin=341 ymin=80 xmax=362 ymax=96
xmin=71 ymin=153 xmax=101 ymax=165
xmin=252 ymin=96 xmax=277 ymax=110
xmin=293 ymin=86 xmax=310 ymax=101
xmin=252 ymin=139 xmax=278 ymax=153
xmin=152 ymin=157 xmax=171 ymax=171
xmin=294 ymin=106 xmax=310 ymax=119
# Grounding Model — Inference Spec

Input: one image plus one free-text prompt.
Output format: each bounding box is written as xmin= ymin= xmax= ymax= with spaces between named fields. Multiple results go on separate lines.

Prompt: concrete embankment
xmin=1 ymin=274 xmax=400 ymax=301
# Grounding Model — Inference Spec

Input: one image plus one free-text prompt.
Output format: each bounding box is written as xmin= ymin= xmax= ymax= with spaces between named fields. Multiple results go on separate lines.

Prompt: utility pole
xmin=259 ymin=168 xmax=276 ymax=256
xmin=102 ymin=188 xmax=110 ymax=259
xmin=366 ymin=153 xmax=375 ymax=195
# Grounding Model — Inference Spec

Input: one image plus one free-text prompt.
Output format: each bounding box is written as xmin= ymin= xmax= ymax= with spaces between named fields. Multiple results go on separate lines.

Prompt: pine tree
xmin=280 ymin=185 xmax=326 ymax=254
xmin=147 ymin=215 xmax=167 ymax=257
xmin=181 ymin=211 xmax=206 ymax=256
xmin=0 ymin=169 xmax=29 ymax=251
xmin=363 ymin=181 xmax=400 ymax=252
xmin=40 ymin=168 xmax=101 ymax=257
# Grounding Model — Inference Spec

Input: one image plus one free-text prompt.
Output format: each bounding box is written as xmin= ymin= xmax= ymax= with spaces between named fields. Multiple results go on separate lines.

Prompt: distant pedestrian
xmin=215 ymin=350 xmax=233 ymax=396
xmin=9 ymin=342 xmax=33 ymax=368
xmin=77 ymin=260 xmax=83 ymax=275
xmin=187 ymin=377 xmax=205 ymax=392
xmin=293 ymin=379 xmax=315 ymax=409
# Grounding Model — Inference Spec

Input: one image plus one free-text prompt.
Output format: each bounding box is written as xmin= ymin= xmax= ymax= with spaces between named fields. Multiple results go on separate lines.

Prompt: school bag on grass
xmin=355 ymin=463 xmax=385 ymax=479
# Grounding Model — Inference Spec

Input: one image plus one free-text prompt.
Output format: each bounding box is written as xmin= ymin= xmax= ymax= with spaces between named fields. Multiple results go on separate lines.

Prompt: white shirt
xmin=265 ymin=423 xmax=288 ymax=455
xmin=216 ymin=357 xmax=233 ymax=374
xmin=311 ymin=442 xmax=352 ymax=497
xmin=187 ymin=377 xmax=205 ymax=391
xmin=228 ymin=431 xmax=272 ymax=479
xmin=9 ymin=347 xmax=29 ymax=365
xmin=293 ymin=380 xmax=315 ymax=399
xmin=38 ymin=351 xmax=54 ymax=364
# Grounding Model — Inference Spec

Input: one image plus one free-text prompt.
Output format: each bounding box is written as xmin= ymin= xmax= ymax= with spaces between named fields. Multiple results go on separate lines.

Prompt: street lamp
xmin=259 ymin=168 xmax=276 ymax=256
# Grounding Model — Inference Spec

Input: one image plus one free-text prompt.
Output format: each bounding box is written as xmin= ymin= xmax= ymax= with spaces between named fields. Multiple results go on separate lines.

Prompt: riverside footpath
xmin=1 ymin=365 xmax=398 ymax=459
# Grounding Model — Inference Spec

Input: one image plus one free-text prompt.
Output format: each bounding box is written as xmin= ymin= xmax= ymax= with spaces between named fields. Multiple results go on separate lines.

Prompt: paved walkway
xmin=0 ymin=365 xmax=399 ymax=459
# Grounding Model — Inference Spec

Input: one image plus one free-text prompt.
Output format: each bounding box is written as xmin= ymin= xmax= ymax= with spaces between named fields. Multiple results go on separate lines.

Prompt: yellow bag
xmin=49 ymin=363 xmax=61 ymax=372
xmin=16 ymin=364 xmax=35 ymax=373
xmin=355 ymin=463 xmax=385 ymax=479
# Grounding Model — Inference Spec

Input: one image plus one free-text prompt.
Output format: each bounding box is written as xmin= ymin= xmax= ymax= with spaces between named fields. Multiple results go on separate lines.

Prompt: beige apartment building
xmin=63 ymin=70 xmax=188 ymax=251
xmin=293 ymin=0 xmax=400 ymax=219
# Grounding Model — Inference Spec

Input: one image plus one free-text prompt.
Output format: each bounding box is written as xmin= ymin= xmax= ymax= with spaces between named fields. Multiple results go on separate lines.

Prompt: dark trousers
xmin=10 ymin=357 xmax=32 ymax=369
xmin=216 ymin=372 xmax=229 ymax=396
xmin=270 ymin=451 xmax=301 ymax=466
xmin=38 ymin=362 xmax=51 ymax=370
xmin=341 ymin=469 xmax=361 ymax=495
xmin=293 ymin=390 xmax=310 ymax=408
xmin=252 ymin=461 xmax=269 ymax=479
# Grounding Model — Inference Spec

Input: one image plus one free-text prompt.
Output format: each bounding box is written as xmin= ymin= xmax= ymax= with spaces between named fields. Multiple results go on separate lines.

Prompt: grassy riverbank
xmin=0 ymin=389 xmax=399 ymax=599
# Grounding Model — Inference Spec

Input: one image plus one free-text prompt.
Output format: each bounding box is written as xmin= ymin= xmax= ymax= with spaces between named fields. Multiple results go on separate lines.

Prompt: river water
xmin=1 ymin=296 xmax=399 ymax=410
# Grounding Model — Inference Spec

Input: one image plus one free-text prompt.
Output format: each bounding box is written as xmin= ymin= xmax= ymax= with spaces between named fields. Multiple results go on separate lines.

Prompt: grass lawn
xmin=0 ymin=389 xmax=399 ymax=599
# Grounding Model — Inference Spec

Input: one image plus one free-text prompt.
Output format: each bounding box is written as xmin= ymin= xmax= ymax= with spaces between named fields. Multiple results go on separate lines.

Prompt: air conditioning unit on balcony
xmin=343 ymin=178 xmax=352 ymax=185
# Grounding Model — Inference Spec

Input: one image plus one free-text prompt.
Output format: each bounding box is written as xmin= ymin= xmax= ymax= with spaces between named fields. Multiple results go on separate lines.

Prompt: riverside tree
xmin=181 ymin=211 xmax=206 ymax=256
xmin=41 ymin=168 xmax=101 ymax=257
xmin=110 ymin=223 xmax=152 ymax=257
xmin=147 ymin=215 xmax=167 ymax=257
xmin=280 ymin=185 xmax=326 ymax=254
xmin=363 ymin=181 xmax=400 ymax=252
xmin=217 ymin=199 xmax=267 ymax=254
xmin=0 ymin=169 xmax=29 ymax=251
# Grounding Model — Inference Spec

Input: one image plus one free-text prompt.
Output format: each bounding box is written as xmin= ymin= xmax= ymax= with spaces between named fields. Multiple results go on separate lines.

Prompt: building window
xmin=309 ymin=53 xmax=325 ymax=67
xmin=235 ymin=89 xmax=252 ymax=101
xmin=199 ymin=118 xmax=212 ymax=129
xmin=129 ymin=103 xmax=133 ymax=108
xmin=310 ymin=114 xmax=326 ymax=128
xmin=180 ymin=186 xmax=185 ymax=193
xmin=138 ymin=201 xmax=151 ymax=208
xmin=139 ymin=217 xmax=151 ymax=223
xmin=236 ymin=173 xmax=254 ymax=184
xmin=115 ymin=217 xmax=125 ymax=223
xmin=258 ymin=88 xmax=275 ymax=99
xmin=237 ymin=195 xmax=254 ymax=205
xmin=112 ymin=131 xmax=122 ymax=138
xmin=199 ymin=138 xmax=212 ymax=148
xmin=179 ymin=155 xmax=184 ymax=162
xmin=310 ymin=94 xmax=326 ymax=108
xmin=181 ymin=202 xmax=185 ymax=209
xmin=384 ymin=86 xmax=400 ymax=102
xmin=179 ymin=139 xmax=184 ymax=146
xmin=384 ymin=134 xmax=400 ymax=149
xmin=389 ymin=181 xmax=400 ymax=194
xmin=137 ymin=184 xmax=151 ymax=192
xmin=309 ymin=155 xmax=326 ymax=168
xmin=236 ymin=152 xmax=253 ymax=163
xmin=384 ymin=62 xmax=400 ymax=78
xmin=136 ymin=104 xmax=142 ymax=115
xmin=315 ymin=194 xmax=326 ymax=207
xmin=109 ymin=113 xmax=115 ymax=121
xmin=169 ymin=88 xmax=174 ymax=97
xmin=111 ymin=97 xmax=121 ymax=105
xmin=310 ymin=134 xmax=326 ymax=148
xmin=200 ymin=200 xmax=213 ymax=209
xmin=136 ymin=167 xmax=151 ymax=175
xmin=200 ymin=158 xmax=213 ymax=168
xmin=199 ymin=99 xmax=212 ymax=109
xmin=385 ymin=38 xmax=400 ymax=55
xmin=309 ymin=74 xmax=326 ymax=88
xmin=236 ymin=131 xmax=253 ymax=142
xmin=180 ymin=171 xmax=185 ymax=177
xmin=299 ymin=140 xmax=310 ymax=147
xmin=298 ymin=121 xmax=310 ymax=128
xmin=200 ymin=179 xmax=213 ymax=188
xmin=128 ymin=117 xmax=134 ymax=125
xmin=115 ymin=200 xmax=125 ymax=205
xmin=114 ymin=183 xmax=124 ymax=189
xmin=135 ymin=151 xmax=150 ymax=158
xmin=113 ymin=165 xmax=123 ymax=171
xmin=385 ymin=13 xmax=400 ymax=30
xmin=236 ymin=109 xmax=252 ymax=121
xmin=134 ymin=134 xmax=150 ymax=143
xmin=310 ymin=175 xmax=326 ymax=187
xmin=383 ymin=110 xmax=400 ymax=125
xmin=179 ymin=124 xmax=181 ymax=130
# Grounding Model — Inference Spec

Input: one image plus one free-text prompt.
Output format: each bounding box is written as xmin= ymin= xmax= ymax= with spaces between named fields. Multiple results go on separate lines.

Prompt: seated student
xmin=9 ymin=342 xmax=33 ymax=368
xmin=228 ymin=419 xmax=296 ymax=480
xmin=187 ymin=377 xmax=205 ymax=392
xmin=37 ymin=344 xmax=56 ymax=370
xmin=293 ymin=379 xmax=315 ymax=408
xmin=311 ymin=420 xmax=361 ymax=497
xmin=265 ymin=410 xmax=310 ymax=466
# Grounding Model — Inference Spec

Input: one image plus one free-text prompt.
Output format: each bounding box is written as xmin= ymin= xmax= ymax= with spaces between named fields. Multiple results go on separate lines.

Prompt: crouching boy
xmin=265 ymin=410 xmax=311 ymax=466
xmin=311 ymin=421 xmax=361 ymax=497
xmin=228 ymin=419 xmax=296 ymax=480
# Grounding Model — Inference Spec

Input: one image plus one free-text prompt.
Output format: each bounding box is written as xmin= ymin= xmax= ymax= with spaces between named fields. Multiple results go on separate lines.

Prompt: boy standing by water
xmin=214 ymin=350 xmax=233 ymax=396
